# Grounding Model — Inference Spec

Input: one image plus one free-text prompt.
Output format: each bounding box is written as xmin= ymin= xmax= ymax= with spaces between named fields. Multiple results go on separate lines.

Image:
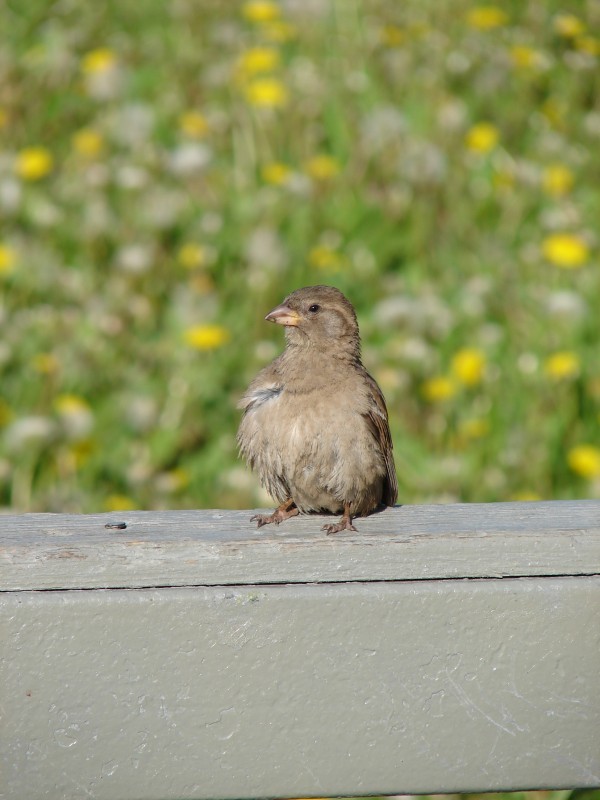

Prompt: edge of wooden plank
xmin=1 ymin=500 xmax=599 ymax=590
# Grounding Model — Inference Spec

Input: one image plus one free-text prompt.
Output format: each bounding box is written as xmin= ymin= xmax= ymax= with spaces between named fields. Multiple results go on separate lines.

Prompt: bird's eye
xmin=308 ymin=304 xmax=320 ymax=313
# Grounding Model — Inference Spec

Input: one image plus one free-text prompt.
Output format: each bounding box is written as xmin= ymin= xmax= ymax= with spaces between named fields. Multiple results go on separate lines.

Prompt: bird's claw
xmin=322 ymin=517 xmax=358 ymax=535
xmin=250 ymin=503 xmax=299 ymax=528
xmin=250 ymin=513 xmax=280 ymax=528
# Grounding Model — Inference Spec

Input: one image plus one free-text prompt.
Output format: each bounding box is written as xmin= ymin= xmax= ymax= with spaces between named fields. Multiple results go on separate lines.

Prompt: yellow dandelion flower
xmin=465 ymin=122 xmax=499 ymax=154
xmin=380 ymin=25 xmax=405 ymax=47
xmin=510 ymin=45 xmax=542 ymax=69
xmin=54 ymin=394 xmax=91 ymax=415
xmin=105 ymin=494 xmax=137 ymax=512
xmin=261 ymin=20 xmax=296 ymax=42
xmin=567 ymin=444 xmax=600 ymax=480
xmin=242 ymin=1 xmax=280 ymax=23
xmin=81 ymin=48 xmax=117 ymax=74
xmin=542 ymin=164 xmax=574 ymax=197
xmin=466 ymin=6 xmax=508 ymax=30
xmin=421 ymin=376 xmax=457 ymax=402
xmin=0 ymin=244 xmax=16 ymax=276
xmin=554 ymin=14 xmax=585 ymax=38
xmin=261 ymin=162 xmax=291 ymax=185
xmin=244 ymin=78 xmax=288 ymax=108
xmin=451 ymin=348 xmax=486 ymax=386
xmin=31 ymin=353 xmax=60 ymax=374
xmin=542 ymin=233 xmax=588 ymax=268
xmin=184 ymin=324 xmax=230 ymax=350
xmin=511 ymin=490 xmax=542 ymax=502
xmin=304 ymin=154 xmax=341 ymax=181
xmin=458 ymin=417 xmax=490 ymax=440
xmin=72 ymin=128 xmax=104 ymax=157
xmin=177 ymin=243 xmax=205 ymax=269
xmin=309 ymin=245 xmax=343 ymax=271
xmin=543 ymin=351 xmax=580 ymax=380
xmin=239 ymin=47 xmax=280 ymax=75
xmin=179 ymin=111 xmax=208 ymax=138
xmin=15 ymin=147 xmax=54 ymax=180
xmin=575 ymin=36 xmax=600 ymax=56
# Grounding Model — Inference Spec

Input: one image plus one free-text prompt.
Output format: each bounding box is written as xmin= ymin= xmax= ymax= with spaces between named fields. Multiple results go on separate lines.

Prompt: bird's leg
xmin=322 ymin=504 xmax=357 ymax=534
xmin=251 ymin=498 xmax=299 ymax=528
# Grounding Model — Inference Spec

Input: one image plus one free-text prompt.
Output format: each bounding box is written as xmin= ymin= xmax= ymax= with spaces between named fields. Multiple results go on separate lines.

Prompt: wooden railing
xmin=2 ymin=501 xmax=600 ymax=799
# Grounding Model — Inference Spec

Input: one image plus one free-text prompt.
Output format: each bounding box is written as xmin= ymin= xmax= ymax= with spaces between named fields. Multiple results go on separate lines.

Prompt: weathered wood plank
xmin=2 ymin=577 xmax=599 ymax=800
xmin=1 ymin=501 xmax=599 ymax=591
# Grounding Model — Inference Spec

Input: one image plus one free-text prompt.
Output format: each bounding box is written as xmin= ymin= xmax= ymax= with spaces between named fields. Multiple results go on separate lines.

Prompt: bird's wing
xmin=362 ymin=370 xmax=399 ymax=506
xmin=237 ymin=362 xmax=283 ymax=412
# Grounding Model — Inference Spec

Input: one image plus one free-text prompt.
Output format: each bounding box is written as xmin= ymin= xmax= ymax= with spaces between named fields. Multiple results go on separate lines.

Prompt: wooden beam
xmin=1 ymin=501 xmax=599 ymax=591
xmin=1 ymin=502 xmax=599 ymax=799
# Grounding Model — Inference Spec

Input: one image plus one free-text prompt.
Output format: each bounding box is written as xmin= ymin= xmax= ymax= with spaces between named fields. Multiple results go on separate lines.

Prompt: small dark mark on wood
xmin=105 ymin=521 xmax=127 ymax=530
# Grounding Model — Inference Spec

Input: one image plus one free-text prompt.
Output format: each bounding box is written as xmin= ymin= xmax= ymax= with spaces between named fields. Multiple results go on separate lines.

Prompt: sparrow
xmin=237 ymin=285 xmax=398 ymax=533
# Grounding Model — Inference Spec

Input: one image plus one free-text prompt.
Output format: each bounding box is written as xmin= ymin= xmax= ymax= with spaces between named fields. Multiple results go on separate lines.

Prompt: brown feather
xmin=361 ymin=370 xmax=399 ymax=507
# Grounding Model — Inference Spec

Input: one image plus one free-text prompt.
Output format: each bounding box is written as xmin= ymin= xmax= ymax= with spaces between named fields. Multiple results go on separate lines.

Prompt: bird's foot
xmin=251 ymin=502 xmax=299 ymax=529
xmin=322 ymin=513 xmax=357 ymax=535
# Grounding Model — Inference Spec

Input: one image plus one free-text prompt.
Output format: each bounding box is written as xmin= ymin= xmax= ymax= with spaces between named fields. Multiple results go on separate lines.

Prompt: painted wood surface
xmin=2 ymin=502 xmax=599 ymax=798
xmin=1 ymin=501 xmax=599 ymax=590
xmin=3 ymin=578 xmax=600 ymax=799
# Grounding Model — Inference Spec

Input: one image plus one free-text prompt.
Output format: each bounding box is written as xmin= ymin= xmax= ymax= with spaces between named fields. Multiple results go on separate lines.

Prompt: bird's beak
xmin=265 ymin=303 xmax=301 ymax=327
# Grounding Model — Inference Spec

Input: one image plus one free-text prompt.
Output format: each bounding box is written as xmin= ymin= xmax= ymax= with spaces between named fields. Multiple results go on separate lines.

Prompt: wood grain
xmin=1 ymin=501 xmax=599 ymax=590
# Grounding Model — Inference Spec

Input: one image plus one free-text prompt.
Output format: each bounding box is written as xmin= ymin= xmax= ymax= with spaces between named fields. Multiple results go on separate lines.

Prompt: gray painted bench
xmin=2 ymin=501 xmax=600 ymax=799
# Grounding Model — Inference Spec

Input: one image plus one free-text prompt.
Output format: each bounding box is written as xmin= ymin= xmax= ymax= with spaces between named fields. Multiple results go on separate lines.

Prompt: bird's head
xmin=265 ymin=285 xmax=360 ymax=357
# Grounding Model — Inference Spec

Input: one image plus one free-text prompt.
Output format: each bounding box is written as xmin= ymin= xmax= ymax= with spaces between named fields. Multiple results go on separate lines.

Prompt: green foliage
xmin=1 ymin=0 xmax=599 ymax=512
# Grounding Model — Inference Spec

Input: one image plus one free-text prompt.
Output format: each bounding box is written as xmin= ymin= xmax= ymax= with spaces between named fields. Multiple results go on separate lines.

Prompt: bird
xmin=237 ymin=285 xmax=398 ymax=533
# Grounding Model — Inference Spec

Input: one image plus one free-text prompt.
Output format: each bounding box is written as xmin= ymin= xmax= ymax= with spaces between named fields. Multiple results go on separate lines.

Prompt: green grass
xmin=1 ymin=0 xmax=599 ymax=517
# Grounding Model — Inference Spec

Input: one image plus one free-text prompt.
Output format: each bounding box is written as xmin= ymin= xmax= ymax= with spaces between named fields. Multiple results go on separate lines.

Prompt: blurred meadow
xmin=1 ymin=0 xmax=599 ymax=513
